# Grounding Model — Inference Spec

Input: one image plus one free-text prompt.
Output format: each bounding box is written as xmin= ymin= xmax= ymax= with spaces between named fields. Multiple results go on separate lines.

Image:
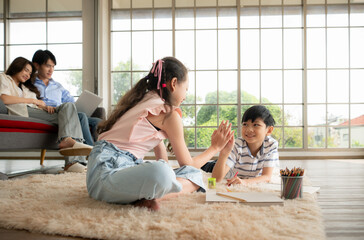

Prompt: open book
xmin=206 ymin=192 xmax=284 ymax=206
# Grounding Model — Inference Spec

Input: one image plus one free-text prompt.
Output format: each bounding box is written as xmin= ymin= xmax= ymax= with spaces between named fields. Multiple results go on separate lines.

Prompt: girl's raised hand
xmin=210 ymin=120 xmax=234 ymax=152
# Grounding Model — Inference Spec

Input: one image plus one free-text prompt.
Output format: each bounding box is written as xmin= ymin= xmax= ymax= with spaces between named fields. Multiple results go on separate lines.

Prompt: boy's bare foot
xmin=133 ymin=199 xmax=160 ymax=211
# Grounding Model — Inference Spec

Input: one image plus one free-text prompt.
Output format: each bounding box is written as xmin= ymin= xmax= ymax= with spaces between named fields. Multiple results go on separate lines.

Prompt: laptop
xmin=75 ymin=90 xmax=103 ymax=117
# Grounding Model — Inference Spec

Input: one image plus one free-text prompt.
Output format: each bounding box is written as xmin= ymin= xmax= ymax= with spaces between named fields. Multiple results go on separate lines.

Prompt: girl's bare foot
xmin=58 ymin=137 xmax=76 ymax=149
xmin=133 ymin=199 xmax=160 ymax=211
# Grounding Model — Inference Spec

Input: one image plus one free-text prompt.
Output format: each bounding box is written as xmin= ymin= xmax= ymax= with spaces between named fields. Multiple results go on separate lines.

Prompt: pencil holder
xmin=281 ymin=176 xmax=304 ymax=199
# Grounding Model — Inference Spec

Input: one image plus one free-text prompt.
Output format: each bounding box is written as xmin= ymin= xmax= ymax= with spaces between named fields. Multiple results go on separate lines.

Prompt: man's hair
xmin=32 ymin=49 xmax=57 ymax=65
xmin=241 ymin=105 xmax=275 ymax=127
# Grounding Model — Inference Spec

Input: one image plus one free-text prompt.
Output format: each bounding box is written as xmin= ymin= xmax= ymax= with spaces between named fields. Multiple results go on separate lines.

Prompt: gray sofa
xmin=0 ymin=98 xmax=105 ymax=166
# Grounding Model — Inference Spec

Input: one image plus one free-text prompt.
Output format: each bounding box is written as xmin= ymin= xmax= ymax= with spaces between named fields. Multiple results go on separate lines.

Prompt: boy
xmin=201 ymin=105 xmax=279 ymax=185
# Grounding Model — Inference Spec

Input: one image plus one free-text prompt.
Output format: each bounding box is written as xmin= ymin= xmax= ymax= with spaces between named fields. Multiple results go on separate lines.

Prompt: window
xmin=111 ymin=0 xmax=364 ymax=150
xmin=1 ymin=0 xmax=83 ymax=96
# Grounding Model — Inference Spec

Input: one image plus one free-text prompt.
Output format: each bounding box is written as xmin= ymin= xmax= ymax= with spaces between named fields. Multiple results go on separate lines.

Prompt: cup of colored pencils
xmin=280 ymin=167 xmax=304 ymax=199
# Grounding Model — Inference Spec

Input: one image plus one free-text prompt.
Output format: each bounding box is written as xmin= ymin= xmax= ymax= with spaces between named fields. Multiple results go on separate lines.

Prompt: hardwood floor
xmin=0 ymin=159 xmax=364 ymax=240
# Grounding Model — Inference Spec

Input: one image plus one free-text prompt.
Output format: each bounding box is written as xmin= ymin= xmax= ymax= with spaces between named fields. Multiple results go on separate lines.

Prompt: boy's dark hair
xmin=32 ymin=49 xmax=57 ymax=65
xmin=242 ymin=105 xmax=275 ymax=127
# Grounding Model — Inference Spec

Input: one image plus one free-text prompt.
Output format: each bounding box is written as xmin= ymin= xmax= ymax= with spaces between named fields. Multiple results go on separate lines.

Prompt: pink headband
xmin=151 ymin=59 xmax=165 ymax=98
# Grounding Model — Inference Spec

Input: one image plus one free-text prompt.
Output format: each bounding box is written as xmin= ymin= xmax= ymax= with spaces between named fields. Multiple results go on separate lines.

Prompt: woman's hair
xmin=98 ymin=56 xmax=188 ymax=134
xmin=6 ymin=57 xmax=40 ymax=99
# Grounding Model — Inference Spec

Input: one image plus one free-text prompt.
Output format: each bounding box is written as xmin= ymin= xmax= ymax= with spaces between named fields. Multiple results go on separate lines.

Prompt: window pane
xmin=185 ymin=72 xmax=195 ymax=104
xmin=132 ymin=72 xmax=146 ymax=86
xmin=112 ymin=0 xmax=130 ymax=9
xmin=49 ymin=44 xmax=82 ymax=69
xmin=218 ymin=8 xmax=237 ymax=28
xmin=327 ymin=5 xmax=348 ymax=27
xmin=132 ymin=9 xmax=152 ymax=30
xmin=218 ymin=30 xmax=237 ymax=69
xmin=197 ymin=128 xmax=215 ymax=148
xmin=328 ymin=125 xmax=349 ymax=148
xmin=261 ymin=29 xmax=282 ymax=69
xmin=328 ymin=104 xmax=349 ymax=126
xmin=351 ymin=126 xmax=364 ymax=148
xmin=350 ymin=28 xmax=364 ymax=68
xmin=284 ymin=29 xmax=302 ymax=69
xmin=351 ymin=5 xmax=364 ymax=26
xmin=181 ymin=105 xmax=195 ymax=126
xmin=132 ymin=31 xmax=153 ymax=70
xmin=240 ymin=7 xmax=259 ymax=28
xmin=111 ymin=10 xmax=131 ymax=31
xmin=48 ymin=0 xmax=81 ymax=16
xmin=327 ymin=28 xmax=349 ymax=68
xmin=219 ymin=105 xmax=238 ymax=125
xmin=308 ymin=127 xmax=325 ymax=148
xmin=241 ymin=29 xmax=259 ymax=69
xmin=176 ymin=31 xmax=195 ymax=70
xmin=351 ymin=104 xmax=364 ymax=148
xmin=196 ymin=30 xmax=217 ymax=70
xmin=308 ymin=104 xmax=326 ymax=126
xmin=10 ymin=0 xmax=45 ymax=18
xmin=351 ymin=70 xmax=364 ymax=103
xmin=307 ymin=28 xmax=325 ymax=68
xmin=284 ymin=70 xmax=302 ymax=103
xmin=219 ymin=71 xmax=237 ymax=104
xmin=154 ymin=0 xmax=172 ymax=8
xmin=154 ymin=9 xmax=172 ymax=30
xmin=10 ymin=20 xmax=46 ymax=44
xmin=271 ymin=127 xmax=283 ymax=148
xmin=261 ymin=70 xmax=282 ymax=103
xmin=266 ymin=105 xmax=283 ymax=126
xmin=197 ymin=106 xmax=218 ymax=126
xmin=52 ymin=70 xmax=82 ymax=96
xmin=0 ymin=22 xmax=3 ymax=45
xmin=184 ymin=128 xmax=195 ymax=148
xmin=284 ymin=105 xmax=302 ymax=126
xmin=261 ymin=7 xmax=282 ymax=28
xmin=284 ymin=127 xmax=303 ymax=148
xmin=284 ymin=6 xmax=302 ymax=28
xmin=241 ymin=71 xmax=259 ymax=103
xmin=112 ymin=32 xmax=131 ymax=71
xmin=175 ymin=9 xmax=194 ymax=29
xmin=196 ymin=71 xmax=217 ymax=104
xmin=9 ymin=45 xmax=46 ymax=63
xmin=306 ymin=6 xmax=325 ymax=27
xmin=327 ymin=70 xmax=349 ymax=103
xmin=196 ymin=8 xmax=217 ymax=29
xmin=0 ymin=47 xmax=4 ymax=72
xmin=112 ymin=72 xmax=131 ymax=104
xmin=48 ymin=19 xmax=82 ymax=43
xmin=307 ymin=70 xmax=326 ymax=103
xmin=154 ymin=31 xmax=172 ymax=60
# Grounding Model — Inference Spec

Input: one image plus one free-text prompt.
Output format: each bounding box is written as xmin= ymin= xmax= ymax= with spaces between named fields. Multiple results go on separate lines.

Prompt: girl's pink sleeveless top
xmin=98 ymin=92 xmax=181 ymax=159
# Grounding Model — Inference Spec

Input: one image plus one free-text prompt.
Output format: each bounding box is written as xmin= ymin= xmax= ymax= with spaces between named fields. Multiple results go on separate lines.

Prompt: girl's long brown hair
xmin=98 ymin=56 xmax=188 ymax=134
xmin=6 ymin=57 xmax=40 ymax=99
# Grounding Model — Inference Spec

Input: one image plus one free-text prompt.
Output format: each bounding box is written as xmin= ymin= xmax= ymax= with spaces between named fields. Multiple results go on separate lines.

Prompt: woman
xmin=0 ymin=57 xmax=92 ymax=172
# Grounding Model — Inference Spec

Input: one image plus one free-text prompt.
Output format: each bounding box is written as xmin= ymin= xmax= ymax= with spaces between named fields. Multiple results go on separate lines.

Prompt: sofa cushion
xmin=0 ymin=115 xmax=57 ymax=132
xmin=0 ymin=99 xmax=7 ymax=114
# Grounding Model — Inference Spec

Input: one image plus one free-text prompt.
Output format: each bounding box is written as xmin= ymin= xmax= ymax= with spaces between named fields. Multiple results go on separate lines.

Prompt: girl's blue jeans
xmin=86 ymin=140 xmax=205 ymax=204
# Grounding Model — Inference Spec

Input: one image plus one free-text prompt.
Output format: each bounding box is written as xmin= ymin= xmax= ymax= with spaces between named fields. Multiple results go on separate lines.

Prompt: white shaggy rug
xmin=0 ymin=172 xmax=326 ymax=240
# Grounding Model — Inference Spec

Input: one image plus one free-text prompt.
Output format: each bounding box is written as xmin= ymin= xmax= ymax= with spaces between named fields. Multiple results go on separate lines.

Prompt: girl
xmin=87 ymin=57 xmax=233 ymax=211
xmin=0 ymin=57 xmax=92 ymax=172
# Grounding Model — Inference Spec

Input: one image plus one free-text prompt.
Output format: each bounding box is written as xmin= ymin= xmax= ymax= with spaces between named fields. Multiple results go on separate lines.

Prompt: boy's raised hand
xmin=210 ymin=120 xmax=234 ymax=152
